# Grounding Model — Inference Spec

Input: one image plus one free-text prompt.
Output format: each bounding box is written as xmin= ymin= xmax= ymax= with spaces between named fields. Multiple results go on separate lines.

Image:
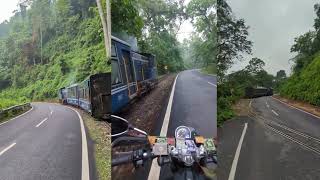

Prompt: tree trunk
xmin=96 ymin=0 xmax=111 ymax=59
xmin=106 ymin=0 xmax=111 ymax=56
xmin=40 ymin=22 xmax=43 ymax=64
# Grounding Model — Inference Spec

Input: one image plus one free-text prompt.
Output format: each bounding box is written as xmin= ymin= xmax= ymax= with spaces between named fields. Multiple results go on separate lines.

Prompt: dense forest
xmin=280 ymin=3 xmax=320 ymax=106
xmin=217 ymin=0 xmax=286 ymax=125
xmin=111 ymin=0 xmax=216 ymax=75
xmin=0 ymin=0 xmax=109 ymax=108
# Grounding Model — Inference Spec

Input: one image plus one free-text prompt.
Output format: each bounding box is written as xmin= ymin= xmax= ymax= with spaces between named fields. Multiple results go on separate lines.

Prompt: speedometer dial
xmin=175 ymin=126 xmax=191 ymax=139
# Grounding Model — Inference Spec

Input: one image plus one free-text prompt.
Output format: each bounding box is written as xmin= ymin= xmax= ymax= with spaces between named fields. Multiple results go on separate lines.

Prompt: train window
xmin=122 ymin=50 xmax=135 ymax=83
xmin=112 ymin=60 xmax=122 ymax=85
xmin=111 ymin=43 xmax=117 ymax=57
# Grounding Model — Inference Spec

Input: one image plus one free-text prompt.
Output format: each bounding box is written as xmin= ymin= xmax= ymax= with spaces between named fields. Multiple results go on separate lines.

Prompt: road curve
xmin=219 ymin=96 xmax=320 ymax=180
xmin=0 ymin=102 xmax=87 ymax=180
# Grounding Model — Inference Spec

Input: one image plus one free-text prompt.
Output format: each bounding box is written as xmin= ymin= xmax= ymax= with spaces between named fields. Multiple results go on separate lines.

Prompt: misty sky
xmin=0 ymin=1 xmax=19 ymax=23
xmin=227 ymin=0 xmax=318 ymax=75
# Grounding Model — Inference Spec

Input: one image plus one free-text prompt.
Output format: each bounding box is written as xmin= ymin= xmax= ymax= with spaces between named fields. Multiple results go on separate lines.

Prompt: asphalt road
xmin=166 ymin=69 xmax=217 ymax=138
xmin=0 ymin=102 xmax=88 ymax=180
xmin=219 ymin=96 xmax=320 ymax=180
xmin=158 ymin=70 xmax=217 ymax=180
xmin=113 ymin=70 xmax=217 ymax=180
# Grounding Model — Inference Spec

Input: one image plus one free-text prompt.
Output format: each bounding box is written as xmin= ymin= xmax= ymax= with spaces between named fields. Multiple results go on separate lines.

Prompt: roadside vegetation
xmin=0 ymin=0 xmax=110 ymax=103
xmin=201 ymin=63 xmax=216 ymax=75
xmin=0 ymin=103 xmax=31 ymax=123
xmin=217 ymin=0 xmax=286 ymax=126
xmin=280 ymin=3 xmax=320 ymax=106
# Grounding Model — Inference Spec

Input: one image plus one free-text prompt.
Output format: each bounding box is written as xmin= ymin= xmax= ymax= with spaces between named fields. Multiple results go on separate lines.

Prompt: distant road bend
xmin=219 ymin=96 xmax=320 ymax=180
xmin=0 ymin=102 xmax=90 ymax=180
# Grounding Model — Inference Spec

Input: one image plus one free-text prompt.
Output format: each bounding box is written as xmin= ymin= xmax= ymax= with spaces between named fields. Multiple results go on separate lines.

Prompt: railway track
xmin=248 ymin=102 xmax=320 ymax=156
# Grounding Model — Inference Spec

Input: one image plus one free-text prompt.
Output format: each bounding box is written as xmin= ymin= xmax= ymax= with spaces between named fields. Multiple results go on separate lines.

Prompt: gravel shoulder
xmin=274 ymin=95 xmax=320 ymax=117
xmin=77 ymin=108 xmax=112 ymax=180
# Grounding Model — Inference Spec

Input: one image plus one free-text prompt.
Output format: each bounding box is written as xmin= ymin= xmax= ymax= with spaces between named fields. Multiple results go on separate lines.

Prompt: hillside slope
xmin=280 ymin=53 xmax=320 ymax=105
xmin=0 ymin=0 xmax=109 ymax=108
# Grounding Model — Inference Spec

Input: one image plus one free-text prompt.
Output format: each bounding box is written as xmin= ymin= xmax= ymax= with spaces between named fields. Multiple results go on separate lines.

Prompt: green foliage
xmin=218 ymin=57 xmax=275 ymax=124
xmin=181 ymin=0 xmax=216 ymax=70
xmin=0 ymin=0 xmax=110 ymax=102
xmin=202 ymin=63 xmax=216 ymax=75
xmin=112 ymin=0 xmax=185 ymax=75
xmin=141 ymin=31 xmax=184 ymax=74
xmin=217 ymin=0 xmax=252 ymax=77
xmin=281 ymin=3 xmax=320 ymax=104
xmin=281 ymin=53 xmax=320 ymax=105
xmin=111 ymin=0 xmax=144 ymax=37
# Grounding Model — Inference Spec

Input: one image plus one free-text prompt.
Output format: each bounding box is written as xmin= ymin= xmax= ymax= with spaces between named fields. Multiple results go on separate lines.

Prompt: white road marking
xmin=35 ymin=118 xmax=48 ymax=127
xmin=49 ymin=107 xmax=53 ymax=115
xmin=0 ymin=143 xmax=16 ymax=156
xmin=0 ymin=106 xmax=34 ymax=127
xmin=271 ymin=110 xmax=279 ymax=116
xmin=148 ymin=74 xmax=179 ymax=180
xmin=207 ymin=81 xmax=217 ymax=87
xmin=66 ymin=107 xmax=90 ymax=180
xmin=228 ymin=123 xmax=248 ymax=180
xmin=266 ymin=102 xmax=270 ymax=108
xmin=271 ymin=96 xmax=320 ymax=119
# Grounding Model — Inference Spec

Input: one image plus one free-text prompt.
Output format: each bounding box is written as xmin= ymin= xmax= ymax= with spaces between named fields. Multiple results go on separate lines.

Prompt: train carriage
xmin=61 ymin=73 xmax=111 ymax=119
xmin=65 ymin=84 xmax=79 ymax=106
xmin=111 ymin=36 xmax=157 ymax=113
xmin=245 ymin=87 xmax=273 ymax=98
xmin=59 ymin=36 xmax=157 ymax=118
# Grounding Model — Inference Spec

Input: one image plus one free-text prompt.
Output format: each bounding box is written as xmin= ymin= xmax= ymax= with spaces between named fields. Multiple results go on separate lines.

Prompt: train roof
xmin=111 ymin=36 xmax=131 ymax=47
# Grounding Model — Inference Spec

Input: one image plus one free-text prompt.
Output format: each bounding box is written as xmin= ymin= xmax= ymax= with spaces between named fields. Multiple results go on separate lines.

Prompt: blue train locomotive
xmin=58 ymin=36 xmax=157 ymax=119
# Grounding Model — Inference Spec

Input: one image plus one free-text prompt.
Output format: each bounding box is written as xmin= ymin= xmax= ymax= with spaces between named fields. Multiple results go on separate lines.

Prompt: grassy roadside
xmin=79 ymin=111 xmax=111 ymax=180
xmin=201 ymin=63 xmax=216 ymax=75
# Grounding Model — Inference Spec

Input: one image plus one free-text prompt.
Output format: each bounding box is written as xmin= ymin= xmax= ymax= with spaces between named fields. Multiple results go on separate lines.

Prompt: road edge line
xmin=228 ymin=123 xmax=248 ymax=180
xmin=66 ymin=106 xmax=90 ymax=180
xmin=271 ymin=96 xmax=320 ymax=119
xmin=0 ymin=106 xmax=34 ymax=127
xmin=148 ymin=73 xmax=179 ymax=180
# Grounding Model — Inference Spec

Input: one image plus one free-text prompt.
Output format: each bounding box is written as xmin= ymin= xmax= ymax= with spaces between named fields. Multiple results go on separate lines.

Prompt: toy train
xmin=58 ymin=36 xmax=158 ymax=120
xmin=245 ymin=87 xmax=273 ymax=98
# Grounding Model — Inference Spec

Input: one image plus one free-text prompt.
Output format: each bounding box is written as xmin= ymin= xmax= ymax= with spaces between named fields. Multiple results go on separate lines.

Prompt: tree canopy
xmin=217 ymin=0 xmax=252 ymax=78
xmin=0 ymin=0 xmax=109 ymax=103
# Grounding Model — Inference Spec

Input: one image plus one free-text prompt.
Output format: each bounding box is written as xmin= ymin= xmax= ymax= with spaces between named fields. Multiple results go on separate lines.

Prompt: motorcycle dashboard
xmin=175 ymin=126 xmax=191 ymax=139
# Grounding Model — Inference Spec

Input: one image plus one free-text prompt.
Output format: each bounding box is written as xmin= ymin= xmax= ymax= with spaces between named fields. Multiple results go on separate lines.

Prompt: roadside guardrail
xmin=0 ymin=103 xmax=31 ymax=120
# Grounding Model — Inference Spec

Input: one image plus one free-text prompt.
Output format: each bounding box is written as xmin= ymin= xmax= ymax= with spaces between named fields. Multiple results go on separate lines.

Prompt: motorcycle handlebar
xmin=112 ymin=150 xmax=156 ymax=167
xmin=112 ymin=154 xmax=133 ymax=166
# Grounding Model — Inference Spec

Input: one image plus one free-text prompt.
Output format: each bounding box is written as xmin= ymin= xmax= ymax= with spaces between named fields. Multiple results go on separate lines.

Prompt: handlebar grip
xmin=112 ymin=154 xmax=132 ymax=166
